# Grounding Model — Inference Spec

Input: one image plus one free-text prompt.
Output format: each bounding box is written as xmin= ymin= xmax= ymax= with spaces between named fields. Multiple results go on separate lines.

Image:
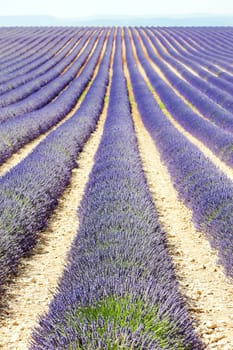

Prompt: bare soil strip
xmin=123 ymin=33 xmax=233 ymax=350
xmin=128 ymin=29 xmax=233 ymax=183
xmin=0 ymin=31 xmax=109 ymax=179
xmin=0 ymin=33 xmax=114 ymax=350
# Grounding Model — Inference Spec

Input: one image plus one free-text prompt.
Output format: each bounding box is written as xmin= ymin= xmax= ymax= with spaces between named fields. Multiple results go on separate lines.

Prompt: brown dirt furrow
xmin=128 ymin=28 xmax=233 ymax=183
xmin=123 ymin=33 xmax=233 ymax=350
xmin=0 ymin=32 xmax=114 ymax=350
xmin=0 ymin=30 xmax=109 ymax=179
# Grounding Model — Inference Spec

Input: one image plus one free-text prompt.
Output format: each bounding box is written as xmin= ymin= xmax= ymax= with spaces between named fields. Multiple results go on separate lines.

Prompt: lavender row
xmin=167 ymin=28 xmax=233 ymax=64
xmin=0 ymin=27 xmax=71 ymax=68
xmin=156 ymin=27 xmax=233 ymax=90
xmin=0 ymin=27 xmax=41 ymax=57
xmin=0 ymin=28 xmax=51 ymax=57
xmin=0 ymin=30 xmax=79 ymax=89
xmin=162 ymin=29 xmax=233 ymax=92
xmin=158 ymin=28 xmax=233 ymax=80
xmin=140 ymin=30 xmax=233 ymax=123
xmin=175 ymin=27 xmax=233 ymax=61
xmin=0 ymin=33 xmax=80 ymax=97
xmin=131 ymin=30 xmax=233 ymax=167
xmin=0 ymin=30 xmax=101 ymax=123
xmin=0 ymin=29 xmax=65 ymax=73
xmin=31 ymin=30 xmax=202 ymax=350
xmin=0 ymin=30 xmax=44 ymax=64
xmin=177 ymin=29 xmax=233 ymax=59
xmin=0 ymin=29 xmax=27 ymax=55
xmin=156 ymin=28 xmax=233 ymax=77
xmin=145 ymin=29 xmax=233 ymax=113
xmin=0 ymin=29 xmax=113 ymax=292
xmin=0 ymin=32 xmax=69 ymax=87
xmin=0 ymin=30 xmax=88 ymax=105
xmin=126 ymin=29 xmax=233 ymax=277
xmin=0 ymin=28 xmax=80 ymax=80
xmin=196 ymin=28 xmax=233 ymax=53
xmin=0 ymin=29 xmax=109 ymax=166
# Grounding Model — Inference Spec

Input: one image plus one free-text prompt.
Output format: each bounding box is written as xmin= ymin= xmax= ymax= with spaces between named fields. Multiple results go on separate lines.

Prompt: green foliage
xmin=147 ymin=82 xmax=154 ymax=94
xmin=186 ymin=101 xmax=195 ymax=110
xmin=64 ymin=295 xmax=185 ymax=349
xmin=158 ymin=101 xmax=166 ymax=110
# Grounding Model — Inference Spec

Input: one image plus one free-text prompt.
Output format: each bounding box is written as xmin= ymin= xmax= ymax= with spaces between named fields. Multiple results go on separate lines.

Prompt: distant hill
xmin=0 ymin=16 xmax=59 ymax=26
xmin=67 ymin=15 xmax=233 ymax=27
xmin=0 ymin=14 xmax=232 ymax=27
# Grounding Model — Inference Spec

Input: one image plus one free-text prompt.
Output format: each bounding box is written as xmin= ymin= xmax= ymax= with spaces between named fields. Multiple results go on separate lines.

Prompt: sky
xmin=1 ymin=0 xmax=233 ymax=18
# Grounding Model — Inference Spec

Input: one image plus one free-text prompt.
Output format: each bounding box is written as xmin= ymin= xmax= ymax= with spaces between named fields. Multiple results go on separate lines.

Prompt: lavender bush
xmin=131 ymin=29 xmax=233 ymax=167
xmin=125 ymin=29 xmax=233 ymax=277
xmin=0 ymin=29 xmax=109 ymax=165
xmin=0 ymin=29 xmax=82 ymax=94
xmin=0 ymin=30 xmax=101 ymax=122
xmin=31 ymin=30 xmax=202 ymax=350
xmin=0 ymin=29 xmax=113 ymax=292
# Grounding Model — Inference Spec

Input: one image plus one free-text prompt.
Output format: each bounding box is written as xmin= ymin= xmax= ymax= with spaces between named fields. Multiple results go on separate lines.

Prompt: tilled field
xmin=0 ymin=27 xmax=233 ymax=349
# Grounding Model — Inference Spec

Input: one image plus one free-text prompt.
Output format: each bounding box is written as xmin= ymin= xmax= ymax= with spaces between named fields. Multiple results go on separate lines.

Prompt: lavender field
xmin=1 ymin=26 xmax=233 ymax=349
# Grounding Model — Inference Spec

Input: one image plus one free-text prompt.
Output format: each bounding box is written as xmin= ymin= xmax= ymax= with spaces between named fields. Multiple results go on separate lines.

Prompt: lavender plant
xmin=125 ymin=28 xmax=233 ymax=277
xmin=144 ymin=29 xmax=233 ymax=114
xmin=31 ymin=30 xmax=202 ymax=350
xmin=158 ymin=28 xmax=233 ymax=77
xmin=0 ymin=30 xmax=101 ymax=123
xmin=0 ymin=29 xmax=108 ymax=165
xmin=0 ymin=29 xmax=113 ymax=292
xmin=131 ymin=29 xmax=233 ymax=167
xmin=0 ymin=29 xmax=83 ymax=94
xmin=0 ymin=29 xmax=63 ymax=73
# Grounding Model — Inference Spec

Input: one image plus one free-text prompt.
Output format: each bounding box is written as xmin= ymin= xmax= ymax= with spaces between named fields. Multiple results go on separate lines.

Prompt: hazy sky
xmin=1 ymin=0 xmax=233 ymax=17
